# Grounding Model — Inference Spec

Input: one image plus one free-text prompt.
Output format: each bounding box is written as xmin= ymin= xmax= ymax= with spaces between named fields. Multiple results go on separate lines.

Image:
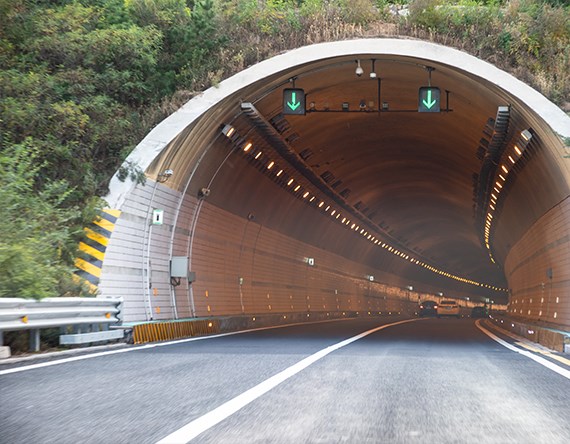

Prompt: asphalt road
xmin=1 ymin=317 xmax=569 ymax=444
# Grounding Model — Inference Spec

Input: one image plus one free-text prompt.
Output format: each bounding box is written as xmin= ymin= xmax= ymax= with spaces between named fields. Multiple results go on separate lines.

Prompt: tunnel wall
xmin=504 ymin=197 xmax=570 ymax=329
xmin=100 ymin=39 xmax=570 ymax=326
xmin=100 ymin=180 xmax=477 ymax=322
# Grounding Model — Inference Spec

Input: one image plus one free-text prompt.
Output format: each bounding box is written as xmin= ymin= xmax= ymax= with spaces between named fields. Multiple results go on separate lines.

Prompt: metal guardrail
xmin=0 ymin=297 xmax=123 ymax=353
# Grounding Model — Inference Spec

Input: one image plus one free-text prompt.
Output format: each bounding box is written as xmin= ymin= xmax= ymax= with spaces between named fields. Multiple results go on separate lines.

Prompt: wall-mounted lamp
xmin=198 ymin=187 xmax=210 ymax=198
xmin=157 ymin=169 xmax=174 ymax=183
xmin=342 ymin=102 xmax=349 ymax=111
xmin=355 ymin=59 xmax=364 ymax=77
xmin=370 ymin=59 xmax=377 ymax=78
xmin=221 ymin=124 xmax=236 ymax=138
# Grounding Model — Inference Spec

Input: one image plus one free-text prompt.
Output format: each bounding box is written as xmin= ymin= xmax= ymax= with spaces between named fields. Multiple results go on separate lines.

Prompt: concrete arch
xmin=97 ymin=39 xmax=570 ymax=327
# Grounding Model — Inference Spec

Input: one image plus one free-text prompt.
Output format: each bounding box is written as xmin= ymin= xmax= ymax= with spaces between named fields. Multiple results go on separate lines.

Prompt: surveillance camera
xmin=199 ymin=187 xmax=211 ymax=198
xmin=355 ymin=60 xmax=363 ymax=77
xmin=163 ymin=169 xmax=173 ymax=177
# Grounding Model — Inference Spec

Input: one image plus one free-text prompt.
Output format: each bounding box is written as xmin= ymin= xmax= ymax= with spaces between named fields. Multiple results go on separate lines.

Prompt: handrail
xmin=0 ymin=298 xmax=123 ymax=332
xmin=0 ymin=298 xmax=124 ymax=354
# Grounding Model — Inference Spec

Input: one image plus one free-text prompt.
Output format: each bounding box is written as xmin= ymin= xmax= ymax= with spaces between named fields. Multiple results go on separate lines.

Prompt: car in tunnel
xmin=418 ymin=300 xmax=438 ymax=317
xmin=437 ymin=300 xmax=460 ymax=318
xmin=471 ymin=306 xmax=489 ymax=318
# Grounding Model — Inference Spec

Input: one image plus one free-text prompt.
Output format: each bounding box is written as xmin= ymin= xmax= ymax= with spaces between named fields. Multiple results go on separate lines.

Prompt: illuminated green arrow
xmin=422 ymin=89 xmax=437 ymax=109
xmin=287 ymin=92 xmax=301 ymax=111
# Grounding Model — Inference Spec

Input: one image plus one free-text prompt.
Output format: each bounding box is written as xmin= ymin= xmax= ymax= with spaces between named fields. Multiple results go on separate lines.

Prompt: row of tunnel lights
xmin=222 ymin=123 xmax=507 ymax=292
xmin=484 ymin=129 xmax=533 ymax=264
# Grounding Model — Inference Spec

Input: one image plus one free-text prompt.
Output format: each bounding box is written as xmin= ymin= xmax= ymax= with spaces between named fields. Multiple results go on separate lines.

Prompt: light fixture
xmin=359 ymin=99 xmax=367 ymax=110
xmin=342 ymin=102 xmax=349 ymax=111
xmin=157 ymin=169 xmax=173 ymax=183
xmin=355 ymin=59 xmax=364 ymax=77
xmin=370 ymin=59 xmax=377 ymax=78
xmin=521 ymin=129 xmax=532 ymax=142
xmin=221 ymin=124 xmax=235 ymax=138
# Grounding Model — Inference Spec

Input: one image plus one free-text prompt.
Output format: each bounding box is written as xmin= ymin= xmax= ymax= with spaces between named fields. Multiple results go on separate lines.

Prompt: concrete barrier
xmin=488 ymin=315 xmax=569 ymax=353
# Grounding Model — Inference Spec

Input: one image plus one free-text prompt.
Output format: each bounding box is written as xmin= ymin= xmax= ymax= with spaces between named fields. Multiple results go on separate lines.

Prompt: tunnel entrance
xmin=93 ymin=39 xmax=569 ymax=328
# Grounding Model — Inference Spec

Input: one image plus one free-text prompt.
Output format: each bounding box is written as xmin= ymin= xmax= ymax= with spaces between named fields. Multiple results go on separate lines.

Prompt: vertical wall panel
xmin=505 ymin=197 xmax=570 ymax=328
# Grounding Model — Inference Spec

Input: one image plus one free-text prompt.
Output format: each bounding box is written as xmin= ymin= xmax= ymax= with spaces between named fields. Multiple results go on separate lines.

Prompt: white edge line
xmin=155 ymin=318 xmax=419 ymax=444
xmin=475 ymin=320 xmax=570 ymax=380
xmin=0 ymin=316 xmax=379 ymax=376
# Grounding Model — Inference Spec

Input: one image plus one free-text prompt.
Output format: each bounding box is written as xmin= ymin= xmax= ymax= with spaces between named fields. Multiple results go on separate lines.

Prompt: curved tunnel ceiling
xmin=107 ymin=39 xmax=570 ymax=304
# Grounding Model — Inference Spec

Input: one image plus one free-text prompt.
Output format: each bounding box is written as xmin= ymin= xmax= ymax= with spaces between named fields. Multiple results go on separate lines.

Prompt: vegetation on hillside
xmin=1 ymin=0 xmax=568 ymax=299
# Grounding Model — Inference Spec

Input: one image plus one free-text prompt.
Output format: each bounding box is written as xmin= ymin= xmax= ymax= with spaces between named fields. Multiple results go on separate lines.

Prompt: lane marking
xmin=515 ymin=342 xmax=570 ymax=367
xmin=476 ymin=320 xmax=570 ymax=380
xmin=155 ymin=318 xmax=419 ymax=444
xmin=0 ymin=316 xmax=370 ymax=376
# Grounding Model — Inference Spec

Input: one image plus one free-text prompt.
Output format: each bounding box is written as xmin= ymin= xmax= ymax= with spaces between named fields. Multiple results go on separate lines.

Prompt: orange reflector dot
xmin=105 ymin=313 xmax=111 ymax=319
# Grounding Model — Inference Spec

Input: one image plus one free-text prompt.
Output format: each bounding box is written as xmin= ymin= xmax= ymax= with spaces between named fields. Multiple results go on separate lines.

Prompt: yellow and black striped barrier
xmin=132 ymin=319 xmax=221 ymax=344
xmin=75 ymin=209 xmax=121 ymax=293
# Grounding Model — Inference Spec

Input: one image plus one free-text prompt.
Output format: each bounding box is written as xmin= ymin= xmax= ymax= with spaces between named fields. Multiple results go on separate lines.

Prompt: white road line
xmin=155 ymin=318 xmax=419 ymax=444
xmin=476 ymin=320 xmax=570 ymax=380
xmin=0 ymin=317 xmax=360 ymax=376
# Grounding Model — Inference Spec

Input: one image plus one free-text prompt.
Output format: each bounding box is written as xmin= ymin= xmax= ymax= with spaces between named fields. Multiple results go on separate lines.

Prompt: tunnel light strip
xmin=483 ymin=129 xmax=533 ymax=265
xmin=222 ymin=123 xmax=508 ymax=293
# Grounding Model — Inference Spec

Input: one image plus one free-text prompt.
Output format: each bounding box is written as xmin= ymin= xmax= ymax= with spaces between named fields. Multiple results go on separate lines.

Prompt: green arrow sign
xmin=418 ymin=87 xmax=441 ymax=112
xmin=283 ymin=88 xmax=305 ymax=115
xmin=287 ymin=92 xmax=301 ymax=111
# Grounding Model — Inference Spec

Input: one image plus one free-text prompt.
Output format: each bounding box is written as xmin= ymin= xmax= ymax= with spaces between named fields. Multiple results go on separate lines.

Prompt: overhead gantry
xmin=78 ymin=39 xmax=569 ymax=328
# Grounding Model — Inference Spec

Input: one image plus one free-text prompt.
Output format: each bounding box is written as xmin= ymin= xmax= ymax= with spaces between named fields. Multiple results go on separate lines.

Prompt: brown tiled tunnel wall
xmin=504 ymin=197 xmax=570 ymax=328
xmin=179 ymin=195 xmax=484 ymax=319
xmin=183 ymin=200 xmax=416 ymax=317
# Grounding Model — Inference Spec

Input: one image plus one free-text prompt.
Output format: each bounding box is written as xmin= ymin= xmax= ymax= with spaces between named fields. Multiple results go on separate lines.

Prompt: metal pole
xmin=29 ymin=329 xmax=40 ymax=352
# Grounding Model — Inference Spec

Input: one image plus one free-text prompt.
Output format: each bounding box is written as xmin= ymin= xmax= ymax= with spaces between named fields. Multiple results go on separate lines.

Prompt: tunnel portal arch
xmin=93 ymin=39 xmax=570 ymax=327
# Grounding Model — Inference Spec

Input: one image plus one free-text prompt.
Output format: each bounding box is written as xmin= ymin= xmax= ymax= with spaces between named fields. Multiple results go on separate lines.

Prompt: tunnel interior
xmin=100 ymin=40 xmax=570 ymax=326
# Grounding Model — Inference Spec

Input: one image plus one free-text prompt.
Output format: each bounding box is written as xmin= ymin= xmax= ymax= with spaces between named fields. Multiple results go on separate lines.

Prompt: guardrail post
xmin=29 ymin=329 xmax=40 ymax=352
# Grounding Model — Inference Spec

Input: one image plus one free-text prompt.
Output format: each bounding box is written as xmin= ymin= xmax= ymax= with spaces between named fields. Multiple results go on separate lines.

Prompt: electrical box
xmin=170 ymin=256 xmax=188 ymax=277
